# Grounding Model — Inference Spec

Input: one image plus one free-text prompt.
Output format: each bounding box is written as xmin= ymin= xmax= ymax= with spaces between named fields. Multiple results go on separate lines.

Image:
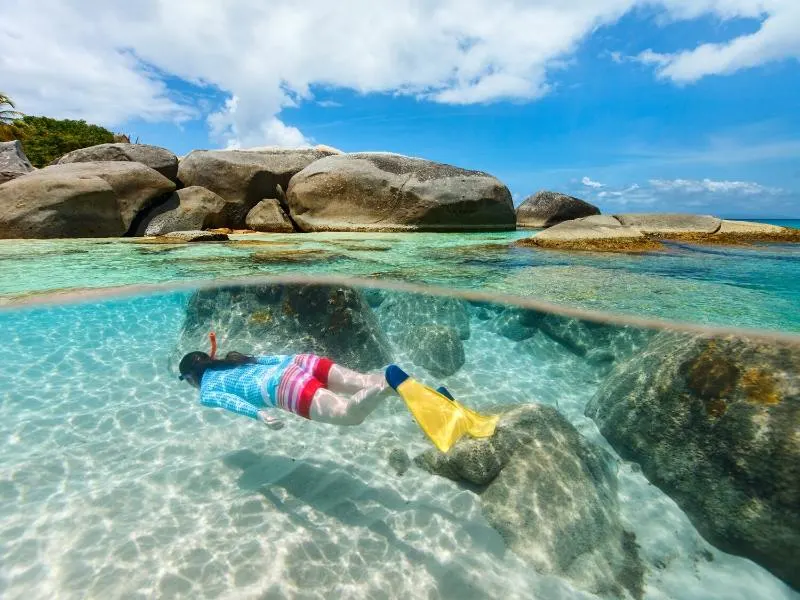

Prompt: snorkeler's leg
xmin=326 ymin=364 xmax=387 ymax=394
xmin=294 ymin=353 xmax=385 ymax=395
xmin=308 ymin=386 xmax=386 ymax=426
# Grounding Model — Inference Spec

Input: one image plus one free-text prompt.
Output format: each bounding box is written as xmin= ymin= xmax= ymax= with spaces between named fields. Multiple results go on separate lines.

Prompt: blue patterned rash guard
xmin=199 ymin=355 xmax=294 ymax=420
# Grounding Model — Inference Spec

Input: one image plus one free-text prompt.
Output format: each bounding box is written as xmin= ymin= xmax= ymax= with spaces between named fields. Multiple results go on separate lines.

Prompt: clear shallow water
xmin=1 ymin=224 xmax=799 ymax=332
xmin=0 ymin=279 xmax=797 ymax=599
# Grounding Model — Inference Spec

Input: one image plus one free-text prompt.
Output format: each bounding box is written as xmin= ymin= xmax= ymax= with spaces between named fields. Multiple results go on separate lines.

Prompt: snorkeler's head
xmin=178 ymin=350 xmax=257 ymax=388
xmin=179 ymin=351 xmax=210 ymax=388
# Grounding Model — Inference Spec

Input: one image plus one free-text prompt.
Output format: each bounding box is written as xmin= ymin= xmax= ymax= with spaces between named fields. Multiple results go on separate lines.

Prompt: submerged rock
xmin=491 ymin=308 xmax=542 ymax=341
xmin=55 ymin=143 xmax=179 ymax=182
xmin=0 ymin=161 xmax=175 ymax=238
xmin=586 ymin=332 xmax=800 ymax=590
xmin=516 ymin=190 xmax=600 ymax=228
xmin=377 ymin=292 xmax=471 ymax=341
xmin=173 ymin=283 xmax=392 ymax=372
xmin=177 ymin=148 xmax=334 ymax=227
xmin=286 ymin=152 xmax=515 ymax=232
xmin=142 ymin=186 xmax=229 ymax=236
xmin=245 ymin=198 xmax=295 ymax=233
xmin=0 ymin=140 xmax=35 ymax=184
xmin=405 ymin=324 xmax=465 ymax=377
xmin=538 ymin=313 xmax=651 ymax=365
xmin=387 ymin=447 xmax=411 ymax=476
xmin=416 ymin=404 xmax=644 ymax=599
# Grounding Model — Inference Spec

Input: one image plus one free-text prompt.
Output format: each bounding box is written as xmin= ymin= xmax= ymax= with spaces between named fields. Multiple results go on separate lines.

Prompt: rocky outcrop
xmin=55 ymin=143 xmax=179 ymax=182
xmin=0 ymin=140 xmax=34 ymax=184
xmin=172 ymin=283 xmax=392 ymax=373
xmin=518 ymin=214 xmax=800 ymax=250
xmin=586 ymin=332 xmax=800 ymax=590
xmin=245 ymin=199 xmax=295 ymax=233
xmin=156 ymin=230 xmax=229 ymax=242
xmin=517 ymin=215 xmax=662 ymax=252
xmin=404 ymin=324 xmax=465 ymax=377
xmin=0 ymin=162 xmax=175 ymax=238
xmin=177 ymin=148 xmax=335 ymax=227
xmin=613 ymin=213 xmax=721 ymax=235
xmin=142 ymin=186 xmax=229 ymax=236
xmin=286 ymin=153 xmax=515 ymax=232
xmin=417 ymin=404 xmax=644 ymax=599
xmin=516 ymin=191 xmax=600 ymax=228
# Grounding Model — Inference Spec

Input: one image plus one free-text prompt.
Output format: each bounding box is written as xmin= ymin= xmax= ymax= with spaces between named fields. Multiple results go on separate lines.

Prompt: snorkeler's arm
xmin=200 ymin=391 xmax=261 ymax=420
xmin=254 ymin=355 xmax=290 ymax=366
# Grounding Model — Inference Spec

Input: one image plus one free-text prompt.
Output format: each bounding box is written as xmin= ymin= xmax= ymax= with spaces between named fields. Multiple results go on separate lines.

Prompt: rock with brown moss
xmin=516 ymin=215 xmax=663 ymax=252
xmin=586 ymin=332 xmax=800 ymax=590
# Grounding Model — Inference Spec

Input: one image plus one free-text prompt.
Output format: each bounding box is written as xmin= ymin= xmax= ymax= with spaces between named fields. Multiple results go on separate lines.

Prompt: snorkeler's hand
xmin=258 ymin=410 xmax=284 ymax=430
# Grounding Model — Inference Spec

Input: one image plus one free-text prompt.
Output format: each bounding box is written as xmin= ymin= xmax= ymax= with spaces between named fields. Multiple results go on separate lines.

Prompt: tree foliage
xmin=6 ymin=116 xmax=115 ymax=167
xmin=0 ymin=93 xmax=24 ymax=140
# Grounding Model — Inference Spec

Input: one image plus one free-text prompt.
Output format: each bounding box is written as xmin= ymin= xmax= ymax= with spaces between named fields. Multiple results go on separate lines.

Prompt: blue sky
xmin=2 ymin=1 xmax=799 ymax=217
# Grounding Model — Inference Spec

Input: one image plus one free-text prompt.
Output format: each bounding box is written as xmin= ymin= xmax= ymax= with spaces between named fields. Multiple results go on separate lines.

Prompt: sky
xmin=1 ymin=0 xmax=799 ymax=217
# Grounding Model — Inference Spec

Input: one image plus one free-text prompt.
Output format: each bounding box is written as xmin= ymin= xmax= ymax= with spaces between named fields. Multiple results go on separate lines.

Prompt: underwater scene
xmin=0 ymin=277 xmax=797 ymax=600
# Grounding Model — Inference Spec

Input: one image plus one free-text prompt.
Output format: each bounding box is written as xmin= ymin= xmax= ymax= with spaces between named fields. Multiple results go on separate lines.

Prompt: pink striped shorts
xmin=275 ymin=354 xmax=334 ymax=419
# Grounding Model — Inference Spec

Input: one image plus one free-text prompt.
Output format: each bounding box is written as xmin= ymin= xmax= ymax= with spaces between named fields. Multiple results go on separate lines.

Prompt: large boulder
xmin=286 ymin=153 xmax=515 ymax=232
xmin=172 ymin=283 xmax=392 ymax=373
xmin=516 ymin=191 xmax=600 ymax=228
xmin=0 ymin=140 xmax=34 ymax=184
xmin=177 ymin=148 xmax=334 ymax=227
xmin=517 ymin=215 xmax=662 ymax=252
xmin=0 ymin=162 xmax=175 ymax=238
xmin=417 ymin=404 xmax=644 ymax=599
xmin=55 ymin=143 xmax=179 ymax=182
xmin=586 ymin=332 xmax=800 ymax=590
xmin=404 ymin=324 xmax=465 ymax=377
xmin=245 ymin=199 xmax=295 ymax=233
xmin=142 ymin=186 xmax=229 ymax=236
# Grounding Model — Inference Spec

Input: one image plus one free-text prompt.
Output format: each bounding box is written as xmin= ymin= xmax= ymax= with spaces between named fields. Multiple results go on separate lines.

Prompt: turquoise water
xmin=1 ymin=280 xmax=797 ymax=599
xmin=1 ymin=226 xmax=799 ymax=332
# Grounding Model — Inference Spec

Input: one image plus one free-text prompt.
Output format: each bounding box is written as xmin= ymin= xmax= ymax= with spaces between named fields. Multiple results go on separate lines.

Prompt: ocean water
xmin=1 ymin=224 xmax=799 ymax=333
xmin=0 ymin=278 xmax=797 ymax=599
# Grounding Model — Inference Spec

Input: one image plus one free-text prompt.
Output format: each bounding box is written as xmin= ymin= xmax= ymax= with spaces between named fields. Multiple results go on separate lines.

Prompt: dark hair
xmin=178 ymin=351 xmax=256 ymax=383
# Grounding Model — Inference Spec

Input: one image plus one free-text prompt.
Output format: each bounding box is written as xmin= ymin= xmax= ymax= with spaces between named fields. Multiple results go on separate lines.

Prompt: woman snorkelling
xmin=178 ymin=333 xmax=391 ymax=429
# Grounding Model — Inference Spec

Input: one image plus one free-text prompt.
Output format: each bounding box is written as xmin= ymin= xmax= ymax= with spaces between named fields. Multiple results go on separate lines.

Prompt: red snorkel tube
xmin=209 ymin=331 xmax=218 ymax=359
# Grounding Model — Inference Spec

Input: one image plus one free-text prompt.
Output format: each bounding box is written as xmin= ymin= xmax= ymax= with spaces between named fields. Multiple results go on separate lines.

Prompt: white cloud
xmin=637 ymin=2 xmax=800 ymax=82
xmin=648 ymin=178 xmax=781 ymax=195
xmin=581 ymin=176 xmax=604 ymax=188
xmin=1 ymin=0 xmax=797 ymax=147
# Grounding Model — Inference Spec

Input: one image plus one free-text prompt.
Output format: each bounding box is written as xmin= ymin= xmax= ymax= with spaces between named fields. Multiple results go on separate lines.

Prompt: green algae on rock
xmin=585 ymin=332 xmax=800 ymax=590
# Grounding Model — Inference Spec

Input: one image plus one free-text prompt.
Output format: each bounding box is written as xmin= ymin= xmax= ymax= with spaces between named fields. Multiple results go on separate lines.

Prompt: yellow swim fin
xmin=385 ymin=365 xmax=498 ymax=452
